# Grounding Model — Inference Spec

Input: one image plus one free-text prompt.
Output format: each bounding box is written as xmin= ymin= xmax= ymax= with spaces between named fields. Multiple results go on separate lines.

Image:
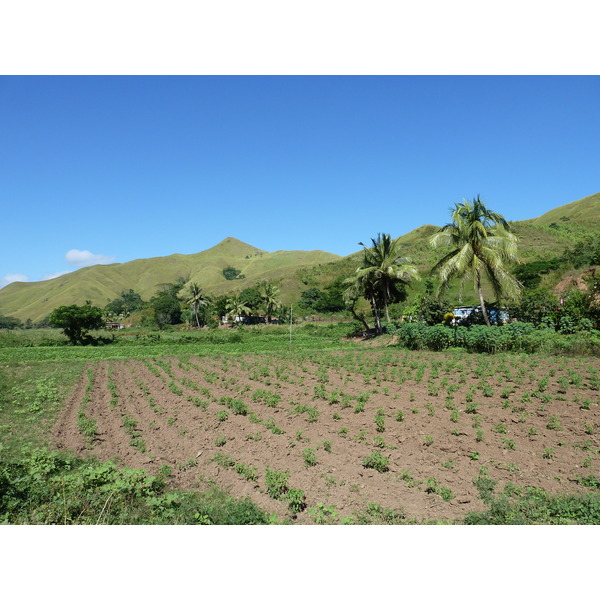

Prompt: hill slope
xmin=1 ymin=192 xmax=598 ymax=322
xmin=529 ymin=192 xmax=600 ymax=229
xmin=292 ymin=192 xmax=600 ymax=305
xmin=0 ymin=238 xmax=340 ymax=322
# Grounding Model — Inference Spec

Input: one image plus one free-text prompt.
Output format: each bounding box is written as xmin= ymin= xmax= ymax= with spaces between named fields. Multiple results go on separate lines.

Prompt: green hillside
xmin=529 ymin=192 xmax=600 ymax=229
xmin=0 ymin=238 xmax=340 ymax=322
xmin=1 ymin=192 xmax=598 ymax=322
xmin=291 ymin=192 xmax=600 ymax=307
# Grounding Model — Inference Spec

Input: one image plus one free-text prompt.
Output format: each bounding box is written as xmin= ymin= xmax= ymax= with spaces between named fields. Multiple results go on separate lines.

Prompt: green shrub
xmin=286 ymin=488 xmax=307 ymax=514
xmin=302 ymin=448 xmax=318 ymax=467
xmin=362 ymin=451 xmax=389 ymax=473
xmin=393 ymin=321 xmax=600 ymax=356
xmin=465 ymin=484 xmax=600 ymax=525
xmin=265 ymin=469 xmax=290 ymax=499
xmin=224 ymin=397 xmax=248 ymax=415
xmin=0 ymin=449 xmax=269 ymax=524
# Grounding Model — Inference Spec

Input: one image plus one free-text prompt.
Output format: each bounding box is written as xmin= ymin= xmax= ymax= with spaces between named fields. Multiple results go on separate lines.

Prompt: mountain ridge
xmin=1 ymin=192 xmax=598 ymax=322
xmin=0 ymin=237 xmax=341 ymax=322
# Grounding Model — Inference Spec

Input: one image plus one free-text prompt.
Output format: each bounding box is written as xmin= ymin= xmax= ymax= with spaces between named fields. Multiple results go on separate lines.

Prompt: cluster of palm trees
xmin=181 ymin=196 xmax=521 ymax=331
xmin=346 ymin=196 xmax=522 ymax=331
xmin=343 ymin=233 xmax=419 ymax=332
xmin=224 ymin=281 xmax=282 ymax=324
xmin=179 ymin=280 xmax=282 ymax=328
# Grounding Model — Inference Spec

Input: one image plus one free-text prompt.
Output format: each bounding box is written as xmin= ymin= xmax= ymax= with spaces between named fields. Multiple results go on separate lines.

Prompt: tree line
xmin=3 ymin=195 xmax=599 ymax=343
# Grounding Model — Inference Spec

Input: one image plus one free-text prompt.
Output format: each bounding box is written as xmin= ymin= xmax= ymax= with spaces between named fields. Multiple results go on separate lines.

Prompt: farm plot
xmin=53 ymin=349 xmax=600 ymax=523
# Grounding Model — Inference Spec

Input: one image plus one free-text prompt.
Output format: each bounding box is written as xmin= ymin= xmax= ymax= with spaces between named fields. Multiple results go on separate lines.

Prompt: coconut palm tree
xmin=225 ymin=295 xmax=251 ymax=324
xmin=430 ymin=195 xmax=522 ymax=326
xmin=259 ymin=281 xmax=281 ymax=324
xmin=179 ymin=282 xmax=211 ymax=328
xmin=344 ymin=233 xmax=419 ymax=332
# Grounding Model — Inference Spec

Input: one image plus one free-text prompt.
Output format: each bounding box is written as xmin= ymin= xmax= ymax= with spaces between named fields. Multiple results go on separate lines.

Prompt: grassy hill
xmin=291 ymin=192 xmax=600 ymax=307
xmin=0 ymin=238 xmax=340 ymax=322
xmin=528 ymin=192 xmax=600 ymax=229
xmin=1 ymin=192 xmax=598 ymax=322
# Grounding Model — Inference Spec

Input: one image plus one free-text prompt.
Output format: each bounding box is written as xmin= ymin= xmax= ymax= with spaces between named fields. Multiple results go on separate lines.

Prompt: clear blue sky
xmin=1 ymin=75 xmax=599 ymax=288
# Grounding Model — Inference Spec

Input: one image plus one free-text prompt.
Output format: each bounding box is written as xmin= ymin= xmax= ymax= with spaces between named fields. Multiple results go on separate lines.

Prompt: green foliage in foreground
xmin=464 ymin=467 xmax=600 ymax=525
xmin=0 ymin=324 xmax=357 ymax=363
xmin=393 ymin=321 xmax=600 ymax=355
xmin=0 ymin=448 xmax=270 ymax=525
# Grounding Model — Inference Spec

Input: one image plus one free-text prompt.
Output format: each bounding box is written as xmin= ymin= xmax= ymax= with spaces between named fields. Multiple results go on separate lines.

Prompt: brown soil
xmin=554 ymin=267 xmax=597 ymax=297
xmin=53 ymin=349 xmax=600 ymax=523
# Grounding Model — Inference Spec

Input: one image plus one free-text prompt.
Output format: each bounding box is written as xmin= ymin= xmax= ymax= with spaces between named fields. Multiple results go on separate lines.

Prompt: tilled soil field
xmin=53 ymin=349 xmax=600 ymax=523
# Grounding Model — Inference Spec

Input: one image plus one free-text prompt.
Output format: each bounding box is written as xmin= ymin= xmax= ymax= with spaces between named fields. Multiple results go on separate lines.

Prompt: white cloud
xmin=65 ymin=249 xmax=115 ymax=267
xmin=0 ymin=273 xmax=29 ymax=289
xmin=42 ymin=270 xmax=73 ymax=281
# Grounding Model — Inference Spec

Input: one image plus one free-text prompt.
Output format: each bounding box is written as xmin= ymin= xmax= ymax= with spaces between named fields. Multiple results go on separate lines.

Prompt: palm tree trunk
xmin=476 ymin=273 xmax=491 ymax=326
xmin=371 ymin=297 xmax=382 ymax=333
xmin=384 ymin=280 xmax=391 ymax=322
xmin=348 ymin=302 xmax=369 ymax=331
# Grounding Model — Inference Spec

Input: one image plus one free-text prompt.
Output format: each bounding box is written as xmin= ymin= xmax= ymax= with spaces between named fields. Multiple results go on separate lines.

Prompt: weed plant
xmin=362 ymin=451 xmax=390 ymax=473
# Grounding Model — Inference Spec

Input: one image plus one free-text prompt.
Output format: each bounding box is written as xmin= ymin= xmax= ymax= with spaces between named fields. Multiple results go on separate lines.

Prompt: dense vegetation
xmin=1 ymin=194 xmax=599 ymax=342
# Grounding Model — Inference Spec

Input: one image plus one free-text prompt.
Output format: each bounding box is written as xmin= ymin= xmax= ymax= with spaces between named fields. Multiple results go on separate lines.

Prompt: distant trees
xmin=225 ymin=296 xmax=251 ymax=322
xmin=0 ymin=314 xmax=22 ymax=329
xmin=430 ymin=196 xmax=522 ymax=326
xmin=320 ymin=276 xmax=348 ymax=313
xmin=342 ymin=283 xmax=370 ymax=331
xmin=298 ymin=277 xmax=347 ymax=313
xmin=211 ymin=295 xmax=231 ymax=322
xmin=403 ymin=279 xmax=452 ymax=325
xmin=208 ymin=281 xmax=287 ymax=325
xmin=298 ymin=287 xmax=324 ymax=311
xmin=510 ymin=288 xmax=559 ymax=326
xmin=258 ymin=281 xmax=281 ymax=324
xmin=561 ymin=232 xmax=600 ymax=268
xmin=149 ymin=280 xmax=187 ymax=328
xmin=513 ymin=259 xmax=561 ymax=289
xmin=510 ymin=278 xmax=599 ymax=332
xmin=222 ymin=266 xmax=244 ymax=280
xmin=178 ymin=282 xmax=211 ymax=328
xmin=105 ymin=289 xmax=145 ymax=318
xmin=559 ymin=277 xmax=600 ymax=331
xmin=151 ymin=295 xmax=180 ymax=327
xmin=20 ymin=193 xmax=600 ymax=335
xmin=48 ymin=304 xmax=105 ymax=344
xmin=237 ymin=287 xmax=264 ymax=313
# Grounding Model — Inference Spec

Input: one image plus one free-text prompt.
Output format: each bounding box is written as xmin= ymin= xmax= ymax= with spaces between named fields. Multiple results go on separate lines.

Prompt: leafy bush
xmin=286 ymin=488 xmax=307 ymax=514
xmin=465 ymin=485 xmax=600 ymax=525
xmin=0 ymin=449 xmax=268 ymax=524
xmin=222 ymin=397 xmax=248 ymax=415
xmin=395 ymin=322 xmax=429 ymax=350
xmin=362 ymin=451 xmax=390 ymax=473
xmin=394 ymin=321 xmax=600 ymax=355
xmin=265 ymin=469 xmax=290 ymax=499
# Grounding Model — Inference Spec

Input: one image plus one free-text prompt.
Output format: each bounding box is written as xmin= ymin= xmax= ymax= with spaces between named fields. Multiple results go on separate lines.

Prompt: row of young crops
xmin=70 ymin=347 xmax=600 ymax=523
